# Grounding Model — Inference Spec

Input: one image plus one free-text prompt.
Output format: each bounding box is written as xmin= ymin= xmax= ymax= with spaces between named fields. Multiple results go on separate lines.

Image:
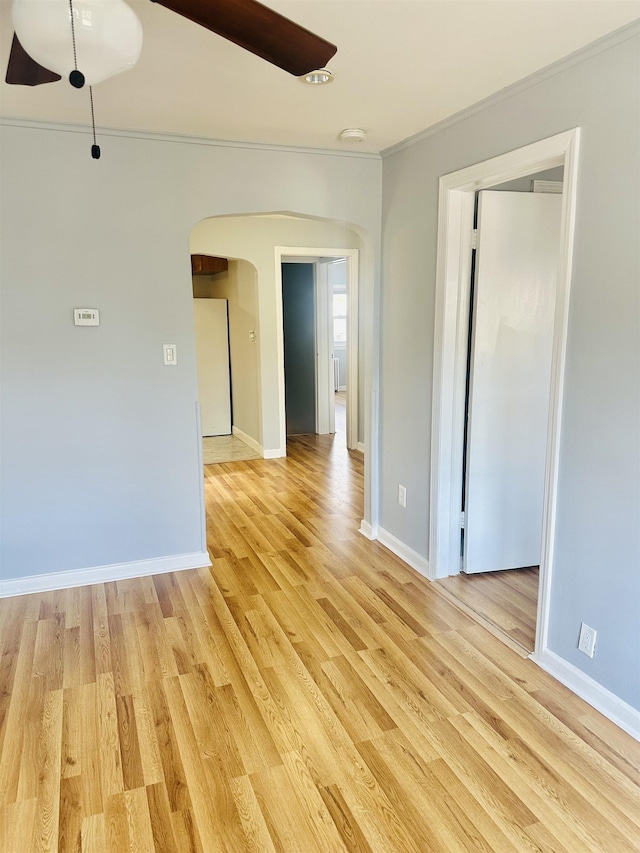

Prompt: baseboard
xmin=356 ymin=442 xmax=365 ymax=453
xmin=0 ymin=551 xmax=212 ymax=598
xmin=338 ymin=385 xmax=347 ymax=392
xmin=532 ymin=648 xmax=640 ymax=741
xmin=232 ymin=425 xmax=262 ymax=455
xmin=263 ymin=448 xmax=284 ymax=459
xmin=376 ymin=527 xmax=430 ymax=579
xmin=359 ymin=520 xmax=377 ymax=540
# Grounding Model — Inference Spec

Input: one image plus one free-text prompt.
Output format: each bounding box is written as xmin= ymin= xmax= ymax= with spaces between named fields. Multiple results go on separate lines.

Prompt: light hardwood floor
xmin=1 ymin=433 xmax=639 ymax=851
xmin=436 ymin=567 xmax=539 ymax=654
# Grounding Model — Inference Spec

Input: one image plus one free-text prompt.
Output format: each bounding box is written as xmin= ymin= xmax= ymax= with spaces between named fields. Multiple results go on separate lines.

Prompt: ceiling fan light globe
xmin=12 ymin=0 xmax=143 ymax=86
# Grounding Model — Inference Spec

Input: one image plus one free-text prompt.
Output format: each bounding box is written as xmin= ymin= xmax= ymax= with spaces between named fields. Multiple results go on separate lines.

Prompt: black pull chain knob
xmin=69 ymin=69 xmax=85 ymax=88
xmin=89 ymin=87 xmax=101 ymax=160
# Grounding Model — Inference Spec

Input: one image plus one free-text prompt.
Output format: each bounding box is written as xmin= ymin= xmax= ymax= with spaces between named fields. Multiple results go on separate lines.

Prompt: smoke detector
xmin=339 ymin=128 xmax=366 ymax=144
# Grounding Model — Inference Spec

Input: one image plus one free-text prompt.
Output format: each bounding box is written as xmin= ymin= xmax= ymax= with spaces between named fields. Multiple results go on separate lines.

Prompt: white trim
xmin=262 ymin=448 xmax=284 ymax=459
xmin=532 ymin=649 xmax=640 ymax=742
xmin=428 ymin=129 xmax=581 ymax=675
xmin=359 ymin=520 xmax=377 ymax=540
xmin=232 ymin=425 xmax=262 ymax=456
xmin=357 ymin=442 xmax=365 ymax=453
xmin=195 ymin=401 xmax=208 ymax=554
xmin=376 ymin=528 xmax=430 ymax=579
xmin=275 ymin=247 xmax=360 ymax=452
xmin=314 ymin=261 xmax=332 ymax=435
xmin=346 ymin=253 xmax=360 ymax=451
xmin=0 ymin=117 xmax=381 ymax=160
xmin=0 ymin=551 xmax=212 ymax=598
xmin=382 ymin=21 xmax=639 ymax=158
xmin=535 ymin=132 xmax=580 ymax=655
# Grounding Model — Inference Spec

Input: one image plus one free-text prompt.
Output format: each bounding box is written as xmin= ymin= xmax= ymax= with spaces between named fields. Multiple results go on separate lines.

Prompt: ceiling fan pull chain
xmin=68 ymin=0 xmax=85 ymax=88
xmin=90 ymin=86 xmax=101 ymax=159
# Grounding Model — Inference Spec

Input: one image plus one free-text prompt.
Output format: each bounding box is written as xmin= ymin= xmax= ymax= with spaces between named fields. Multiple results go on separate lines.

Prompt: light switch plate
xmin=163 ymin=344 xmax=177 ymax=366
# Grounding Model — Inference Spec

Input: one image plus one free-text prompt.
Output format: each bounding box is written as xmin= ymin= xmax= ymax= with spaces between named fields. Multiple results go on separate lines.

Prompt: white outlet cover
xmin=578 ymin=622 xmax=597 ymax=657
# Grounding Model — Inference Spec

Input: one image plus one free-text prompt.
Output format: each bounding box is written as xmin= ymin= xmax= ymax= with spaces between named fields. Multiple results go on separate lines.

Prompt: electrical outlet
xmin=398 ymin=484 xmax=407 ymax=508
xmin=578 ymin=622 xmax=597 ymax=658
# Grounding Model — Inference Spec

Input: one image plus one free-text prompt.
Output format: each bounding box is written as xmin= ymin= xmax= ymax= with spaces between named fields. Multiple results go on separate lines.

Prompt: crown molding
xmin=0 ymin=116 xmax=382 ymax=161
xmin=382 ymin=20 xmax=640 ymax=159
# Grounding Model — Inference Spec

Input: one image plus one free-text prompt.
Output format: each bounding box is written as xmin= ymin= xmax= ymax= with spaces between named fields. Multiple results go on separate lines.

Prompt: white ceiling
xmin=1 ymin=1 xmax=638 ymax=153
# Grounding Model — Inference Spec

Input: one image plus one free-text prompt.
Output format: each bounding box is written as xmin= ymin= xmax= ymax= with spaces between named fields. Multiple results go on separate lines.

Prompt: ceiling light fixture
xmin=339 ymin=128 xmax=366 ymax=144
xmin=302 ymin=68 xmax=333 ymax=85
xmin=11 ymin=0 xmax=143 ymax=158
xmin=12 ymin=0 xmax=143 ymax=88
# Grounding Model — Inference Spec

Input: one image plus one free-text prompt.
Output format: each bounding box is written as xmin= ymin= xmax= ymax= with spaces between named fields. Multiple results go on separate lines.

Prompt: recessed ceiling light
xmin=339 ymin=128 xmax=367 ymax=144
xmin=302 ymin=68 xmax=334 ymax=85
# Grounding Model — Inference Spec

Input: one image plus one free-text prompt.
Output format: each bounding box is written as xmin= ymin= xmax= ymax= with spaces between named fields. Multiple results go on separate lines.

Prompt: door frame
xmin=428 ymin=129 xmax=580 ymax=659
xmin=275 ymin=247 xmax=359 ymax=452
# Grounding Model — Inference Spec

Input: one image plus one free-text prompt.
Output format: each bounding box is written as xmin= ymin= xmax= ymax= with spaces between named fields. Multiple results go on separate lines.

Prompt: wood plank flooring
xmin=1 ymin=431 xmax=639 ymax=851
xmin=436 ymin=567 xmax=539 ymax=653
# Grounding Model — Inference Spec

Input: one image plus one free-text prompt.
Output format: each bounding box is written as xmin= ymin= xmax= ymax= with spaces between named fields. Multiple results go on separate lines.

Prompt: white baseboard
xmin=376 ymin=527 xmax=430 ymax=578
xmin=263 ymin=448 xmax=285 ymax=459
xmin=338 ymin=384 xmax=347 ymax=392
xmin=359 ymin=520 xmax=377 ymax=540
xmin=0 ymin=551 xmax=212 ymax=598
xmin=232 ymin=425 xmax=262 ymax=455
xmin=356 ymin=442 xmax=365 ymax=453
xmin=532 ymin=648 xmax=640 ymax=741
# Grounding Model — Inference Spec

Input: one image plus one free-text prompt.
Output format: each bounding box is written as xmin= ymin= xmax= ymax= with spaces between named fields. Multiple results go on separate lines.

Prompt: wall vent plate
xmin=74 ymin=308 xmax=99 ymax=326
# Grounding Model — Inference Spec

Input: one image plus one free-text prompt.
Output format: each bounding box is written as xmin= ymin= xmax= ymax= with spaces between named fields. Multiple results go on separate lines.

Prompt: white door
xmin=463 ymin=191 xmax=562 ymax=574
xmin=193 ymin=298 xmax=231 ymax=436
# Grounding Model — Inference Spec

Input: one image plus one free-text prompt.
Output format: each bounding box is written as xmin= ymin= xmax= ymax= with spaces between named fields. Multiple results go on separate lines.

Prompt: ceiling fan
xmin=5 ymin=0 xmax=338 ymax=87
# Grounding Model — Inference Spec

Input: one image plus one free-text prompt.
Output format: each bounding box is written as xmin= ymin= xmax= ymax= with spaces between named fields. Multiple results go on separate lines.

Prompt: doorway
xmin=192 ymin=255 xmax=262 ymax=465
xmin=275 ymin=247 xmax=359 ymax=453
xmin=428 ymin=130 xmax=581 ymax=661
xmin=281 ymin=262 xmax=316 ymax=436
xmin=435 ymin=180 xmax=564 ymax=653
xmin=281 ymin=258 xmax=352 ymax=442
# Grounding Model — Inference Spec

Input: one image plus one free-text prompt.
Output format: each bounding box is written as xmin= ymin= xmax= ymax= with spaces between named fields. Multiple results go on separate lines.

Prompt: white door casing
xmin=428 ymin=128 xmax=580 ymax=659
xmin=463 ymin=191 xmax=562 ymax=574
xmin=314 ymin=260 xmax=335 ymax=435
xmin=275 ymin=247 xmax=359 ymax=452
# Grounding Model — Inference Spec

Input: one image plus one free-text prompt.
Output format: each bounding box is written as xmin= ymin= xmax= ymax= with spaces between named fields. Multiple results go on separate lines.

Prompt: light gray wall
xmin=0 ymin=126 xmax=380 ymax=580
xmin=380 ymin=28 xmax=640 ymax=708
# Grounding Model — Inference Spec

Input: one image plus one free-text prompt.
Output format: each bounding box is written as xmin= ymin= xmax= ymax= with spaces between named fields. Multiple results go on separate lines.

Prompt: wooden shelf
xmin=191 ymin=254 xmax=228 ymax=276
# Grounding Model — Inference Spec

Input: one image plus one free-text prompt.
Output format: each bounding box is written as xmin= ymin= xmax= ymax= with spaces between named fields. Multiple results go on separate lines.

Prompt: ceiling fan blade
xmin=152 ymin=0 xmax=337 ymax=77
xmin=5 ymin=33 xmax=62 ymax=86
